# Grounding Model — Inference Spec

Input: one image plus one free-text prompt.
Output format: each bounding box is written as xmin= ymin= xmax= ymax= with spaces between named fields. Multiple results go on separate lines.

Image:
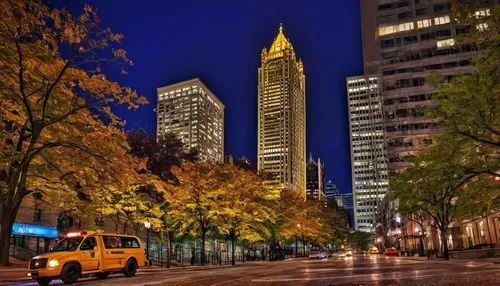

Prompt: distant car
xmin=369 ymin=248 xmax=381 ymax=254
xmin=384 ymin=248 xmax=399 ymax=256
xmin=309 ymin=252 xmax=328 ymax=259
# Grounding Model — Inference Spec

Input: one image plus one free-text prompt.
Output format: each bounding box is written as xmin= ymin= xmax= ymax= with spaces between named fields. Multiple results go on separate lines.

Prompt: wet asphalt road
xmin=9 ymin=255 xmax=500 ymax=286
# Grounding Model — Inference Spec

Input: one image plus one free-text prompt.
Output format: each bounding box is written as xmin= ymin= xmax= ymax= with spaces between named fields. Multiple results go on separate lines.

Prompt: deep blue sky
xmin=54 ymin=0 xmax=364 ymax=195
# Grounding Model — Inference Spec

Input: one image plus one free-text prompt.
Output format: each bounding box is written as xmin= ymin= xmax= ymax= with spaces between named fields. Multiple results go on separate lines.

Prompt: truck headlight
xmin=48 ymin=259 xmax=59 ymax=268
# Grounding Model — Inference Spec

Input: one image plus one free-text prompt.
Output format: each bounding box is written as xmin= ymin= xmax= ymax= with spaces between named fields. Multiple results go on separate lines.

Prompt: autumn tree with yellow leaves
xmin=0 ymin=0 xmax=152 ymax=265
xmin=212 ymin=164 xmax=274 ymax=265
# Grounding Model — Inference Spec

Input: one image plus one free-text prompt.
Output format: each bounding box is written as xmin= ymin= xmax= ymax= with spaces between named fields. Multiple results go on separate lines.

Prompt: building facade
xmin=156 ymin=78 xmax=225 ymax=163
xmin=257 ymin=25 xmax=306 ymax=195
xmin=347 ymin=75 xmax=389 ymax=232
xmin=325 ymin=180 xmax=341 ymax=208
xmin=306 ymin=154 xmax=326 ymax=203
xmin=360 ymin=0 xmax=494 ymax=173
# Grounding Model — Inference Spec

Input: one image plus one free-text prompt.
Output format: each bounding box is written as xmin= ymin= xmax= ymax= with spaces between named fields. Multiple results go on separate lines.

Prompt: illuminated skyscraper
xmin=346 ymin=75 xmax=389 ymax=232
xmin=156 ymin=78 xmax=224 ymax=163
xmin=257 ymin=25 xmax=306 ymax=195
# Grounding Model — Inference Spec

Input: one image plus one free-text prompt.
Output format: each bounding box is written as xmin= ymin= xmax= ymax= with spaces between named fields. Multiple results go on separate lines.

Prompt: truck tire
xmin=61 ymin=262 xmax=80 ymax=284
xmin=123 ymin=259 xmax=137 ymax=277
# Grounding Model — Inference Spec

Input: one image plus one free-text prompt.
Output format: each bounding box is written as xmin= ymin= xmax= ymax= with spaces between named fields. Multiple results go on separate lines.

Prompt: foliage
xmin=211 ymin=164 xmax=273 ymax=264
xmin=390 ymin=140 xmax=498 ymax=259
xmin=346 ymin=231 xmax=371 ymax=251
xmin=127 ymin=130 xmax=198 ymax=182
xmin=0 ymin=0 xmax=150 ymax=265
xmin=426 ymin=2 xmax=500 ymax=178
xmin=169 ymin=162 xmax=222 ymax=265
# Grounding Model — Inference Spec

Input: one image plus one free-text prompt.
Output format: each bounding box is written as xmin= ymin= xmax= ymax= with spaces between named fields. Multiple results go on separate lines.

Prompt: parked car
xmin=309 ymin=252 xmax=328 ymax=259
xmin=384 ymin=247 xmax=399 ymax=256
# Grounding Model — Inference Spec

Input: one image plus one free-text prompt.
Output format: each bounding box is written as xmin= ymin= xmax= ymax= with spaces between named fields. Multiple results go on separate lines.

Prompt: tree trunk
xmin=114 ymin=214 xmax=119 ymax=232
xmin=0 ymin=172 xmax=28 ymax=266
xmin=201 ymin=229 xmax=206 ymax=266
xmin=123 ymin=221 xmax=128 ymax=234
xmin=166 ymin=231 xmax=171 ymax=268
xmin=485 ymin=211 xmax=493 ymax=244
xmin=0 ymin=205 xmax=20 ymax=266
xmin=441 ymin=227 xmax=449 ymax=260
xmin=231 ymin=236 xmax=236 ymax=265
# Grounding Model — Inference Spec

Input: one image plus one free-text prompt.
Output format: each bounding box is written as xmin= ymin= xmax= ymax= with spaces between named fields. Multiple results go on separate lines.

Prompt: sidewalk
xmin=0 ymin=258 xmax=29 ymax=284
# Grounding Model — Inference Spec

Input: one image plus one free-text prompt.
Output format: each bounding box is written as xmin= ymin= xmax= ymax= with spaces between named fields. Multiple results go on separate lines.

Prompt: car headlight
xmin=48 ymin=259 xmax=59 ymax=268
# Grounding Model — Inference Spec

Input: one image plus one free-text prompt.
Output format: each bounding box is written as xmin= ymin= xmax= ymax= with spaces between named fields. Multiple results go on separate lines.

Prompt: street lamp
xmin=144 ymin=221 xmax=151 ymax=264
xmin=295 ymin=236 xmax=298 ymax=258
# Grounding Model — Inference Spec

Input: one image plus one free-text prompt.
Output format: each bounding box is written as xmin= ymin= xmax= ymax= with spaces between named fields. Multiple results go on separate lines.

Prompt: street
xmin=4 ymin=255 xmax=500 ymax=286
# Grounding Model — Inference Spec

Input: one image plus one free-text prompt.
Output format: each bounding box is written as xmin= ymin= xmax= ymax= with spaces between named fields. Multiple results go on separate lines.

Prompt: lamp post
xmin=377 ymin=237 xmax=382 ymax=253
xmin=415 ymin=227 xmax=424 ymax=256
xmin=144 ymin=221 xmax=151 ymax=265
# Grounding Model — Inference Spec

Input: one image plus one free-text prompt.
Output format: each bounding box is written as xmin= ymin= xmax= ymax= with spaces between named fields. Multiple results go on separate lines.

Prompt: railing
xmin=9 ymin=245 xmax=37 ymax=261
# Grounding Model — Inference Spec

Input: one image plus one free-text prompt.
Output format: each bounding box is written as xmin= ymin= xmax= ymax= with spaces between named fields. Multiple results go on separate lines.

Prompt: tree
xmin=390 ymin=141 xmax=497 ymax=259
xmin=0 ymin=0 xmax=149 ymax=265
xmin=346 ymin=231 xmax=371 ymax=251
xmin=169 ymin=162 xmax=223 ymax=265
xmin=425 ymin=3 xmax=499 ymax=178
xmin=127 ymin=130 xmax=198 ymax=182
xmin=212 ymin=164 xmax=273 ymax=265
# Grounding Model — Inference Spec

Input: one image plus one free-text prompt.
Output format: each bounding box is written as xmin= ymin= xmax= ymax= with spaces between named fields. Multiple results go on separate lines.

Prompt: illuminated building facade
xmin=360 ymin=0 xmax=494 ymax=173
xmin=156 ymin=78 xmax=224 ymax=163
xmin=346 ymin=75 xmax=389 ymax=232
xmin=257 ymin=25 xmax=306 ymax=195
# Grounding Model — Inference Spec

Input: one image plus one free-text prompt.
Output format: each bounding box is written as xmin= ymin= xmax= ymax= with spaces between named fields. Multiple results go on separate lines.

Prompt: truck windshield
xmin=50 ymin=237 xmax=83 ymax=252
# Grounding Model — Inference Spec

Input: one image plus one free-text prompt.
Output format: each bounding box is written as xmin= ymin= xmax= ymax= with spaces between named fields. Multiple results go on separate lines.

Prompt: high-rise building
xmin=156 ymin=78 xmax=224 ymax=163
xmin=325 ymin=180 xmax=340 ymax=200
xmin=306 ymin=154 xmax=326 ymax=203
xmin=360 ymin=0 xmax=494 ymax=173
xmin=257 ymin=24 xmax=306 ymax=195
xmin=346 ymin=75 xmax=389 ymax=232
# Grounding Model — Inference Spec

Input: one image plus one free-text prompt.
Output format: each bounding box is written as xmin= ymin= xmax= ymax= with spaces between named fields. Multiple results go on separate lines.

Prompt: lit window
xmin=417 ymin=19 xmax=432 ymax=29
xmin=378 ymin=21 xmax=414 ymax=36
xmin=475 ymin=9 xmax=490 ymax=19
xmin=434 ymin=15 xmax=450 ymax=25
xmin=437 ymin=38 xmax=455 ymax=48
xmin=476 ymin=23 xmax=488 ymax=31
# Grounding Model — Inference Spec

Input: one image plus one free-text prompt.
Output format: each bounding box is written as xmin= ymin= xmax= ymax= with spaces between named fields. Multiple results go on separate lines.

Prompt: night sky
xmin=54 ymin=0 xmax=364 ymax=195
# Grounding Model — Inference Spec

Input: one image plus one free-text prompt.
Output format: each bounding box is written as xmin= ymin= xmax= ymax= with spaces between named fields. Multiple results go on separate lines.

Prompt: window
xmin=399 ymin=11 xmax=411 ymax=19
xmin=34 ymin=208 xmax=42 ymax=224
xmin=378 ymin=21 xmax=414 ymax=36
xmin=434 ymin=16 xmax=450 ymax=25
xmin=437 ymin=38 xmax=455 ymax=48
xmin=476 ymin=23 xmax=488 ymax=31
xmin=417 ymin=19 xmax=432 ymax=29
xmin=474 ymin=9 xmax=491 ymax=19
xmin=103 ymin=236 xmax=123 ymax=249
xmin=80 ymin=237 xmax=97 ymax=251
xmin=416 ymin=7 xmax=427 ymax=16
xmin=121 ymin=237 xmax=140 ymax=248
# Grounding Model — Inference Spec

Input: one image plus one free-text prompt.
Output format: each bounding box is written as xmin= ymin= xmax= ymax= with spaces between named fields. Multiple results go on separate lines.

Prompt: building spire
xmin=269 ymin=23 xmax=291 ymax=54
xmin=309 ymin=152 xmax=313 ymax=162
